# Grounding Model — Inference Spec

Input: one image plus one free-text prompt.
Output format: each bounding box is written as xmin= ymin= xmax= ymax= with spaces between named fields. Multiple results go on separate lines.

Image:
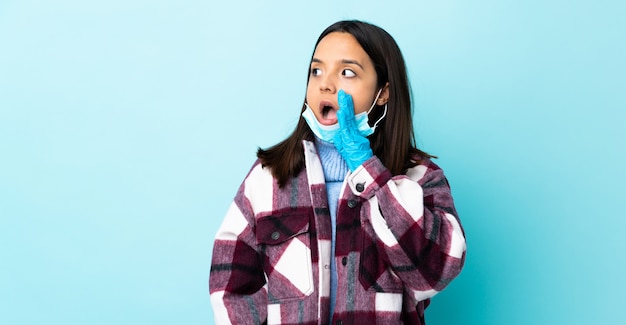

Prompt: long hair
xmin=257 ymin=20 xmax=432 ymax=188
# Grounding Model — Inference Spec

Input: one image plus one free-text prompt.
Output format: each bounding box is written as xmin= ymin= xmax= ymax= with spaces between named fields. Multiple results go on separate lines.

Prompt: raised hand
xmin=333 ymin=90 xmax=374 ymax=171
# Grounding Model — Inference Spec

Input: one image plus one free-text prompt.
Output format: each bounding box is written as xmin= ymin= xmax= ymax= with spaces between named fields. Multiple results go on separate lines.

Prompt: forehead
xmin=313 ymin=32 xmax=372 ymax=65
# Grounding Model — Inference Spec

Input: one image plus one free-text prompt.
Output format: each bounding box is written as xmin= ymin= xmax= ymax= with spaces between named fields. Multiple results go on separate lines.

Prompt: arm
xmin=333 ymin=89 xmax=465 ymax=300
xmin=209 ymin=170 xmax=268 ymax=325
xmin=347 ymin=157 xmax=466 ymax=301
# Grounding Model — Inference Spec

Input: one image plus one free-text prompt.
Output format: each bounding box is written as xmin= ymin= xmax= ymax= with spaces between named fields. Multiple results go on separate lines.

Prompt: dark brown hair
xmin=257 ymin=20 xmax=432 ymax=187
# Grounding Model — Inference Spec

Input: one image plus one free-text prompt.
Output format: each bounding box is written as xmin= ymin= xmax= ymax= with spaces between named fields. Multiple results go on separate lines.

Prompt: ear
xmin=377 ymin=82 xmax=390 ymax=105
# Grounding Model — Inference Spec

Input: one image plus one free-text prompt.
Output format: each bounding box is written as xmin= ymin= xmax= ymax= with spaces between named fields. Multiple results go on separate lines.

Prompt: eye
xmin=310 ymin=67 xmax=322 ymax=77
xmin=342 ymin=69 xmax=356 ymax=78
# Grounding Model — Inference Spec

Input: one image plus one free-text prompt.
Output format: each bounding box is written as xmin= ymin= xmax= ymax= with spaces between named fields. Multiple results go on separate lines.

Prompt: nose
xmin=319 ymin=74 xmax=336 ymax=94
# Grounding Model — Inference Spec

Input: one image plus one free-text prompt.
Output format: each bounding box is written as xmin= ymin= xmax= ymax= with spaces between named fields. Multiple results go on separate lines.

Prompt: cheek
xmin=351 ymin=100 xmax=369 ymax=114
xmin=350 ymin=91 xmax=374 ymax=114
xmin=305 ymin=79 xmax=313 ymax=93
xmin=305 ymin=84 xmax=315 ymax=103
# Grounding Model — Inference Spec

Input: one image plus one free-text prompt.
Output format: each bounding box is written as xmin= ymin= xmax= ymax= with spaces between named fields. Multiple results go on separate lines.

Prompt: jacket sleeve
xmin=209 ymin=166 xmax=268 ymax=325
xmin=346 ymin=156 xmax=466 ymax=301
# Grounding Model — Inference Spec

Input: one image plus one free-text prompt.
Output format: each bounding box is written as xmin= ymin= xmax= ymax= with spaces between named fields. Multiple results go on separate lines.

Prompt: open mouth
xmin=319 ymin=100 xmax=337 ymax=125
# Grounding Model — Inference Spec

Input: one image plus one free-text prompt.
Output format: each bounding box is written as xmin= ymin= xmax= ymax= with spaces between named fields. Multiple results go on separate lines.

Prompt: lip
xmin=318 ymin=100 xmax=338 ymax=125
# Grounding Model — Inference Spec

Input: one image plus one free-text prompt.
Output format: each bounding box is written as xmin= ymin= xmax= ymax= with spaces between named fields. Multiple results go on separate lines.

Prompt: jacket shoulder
xmin=406 ymin=155 xmax=444 ymax=181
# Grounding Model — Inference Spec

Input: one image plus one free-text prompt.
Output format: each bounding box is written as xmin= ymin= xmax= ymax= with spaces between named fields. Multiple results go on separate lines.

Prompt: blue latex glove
xmin=333 ymin=90 xmax=373 ymax=171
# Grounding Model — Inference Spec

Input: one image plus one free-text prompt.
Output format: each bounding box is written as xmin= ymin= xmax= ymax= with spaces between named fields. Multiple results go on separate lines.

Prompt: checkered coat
xmin=210 ymin=140 xmax=466 ymax=325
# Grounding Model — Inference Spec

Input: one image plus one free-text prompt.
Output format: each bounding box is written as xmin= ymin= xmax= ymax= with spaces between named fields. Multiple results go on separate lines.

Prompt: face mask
xmin=302 ymin=106 xmax=340 ymax=142
xmin=355 ymin=89 xmax=388 ymax=137
xmin=302 ymin=89 xmax=388 ymax=143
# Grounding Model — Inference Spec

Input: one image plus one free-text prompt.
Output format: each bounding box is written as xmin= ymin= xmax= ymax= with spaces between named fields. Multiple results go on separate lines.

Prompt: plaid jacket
xmin=210 ymin=140 xmax=466 ymax=325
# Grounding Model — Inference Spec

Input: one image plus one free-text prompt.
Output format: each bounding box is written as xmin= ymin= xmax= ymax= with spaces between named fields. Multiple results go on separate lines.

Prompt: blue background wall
xmin=1 ymin=0 xmax=624 ymax=324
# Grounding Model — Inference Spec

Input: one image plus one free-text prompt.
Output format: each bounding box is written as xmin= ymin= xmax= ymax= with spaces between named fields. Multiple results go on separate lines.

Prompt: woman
xmin=210 ymin=20 xmax=466 ymax=325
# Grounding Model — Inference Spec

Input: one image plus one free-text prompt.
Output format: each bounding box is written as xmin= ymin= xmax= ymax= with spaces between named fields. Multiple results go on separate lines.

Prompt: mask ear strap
xmin=372 ymin=104 xmax=388 ymax=129
xmin=366 ymin=89 xmax=384 ymax=114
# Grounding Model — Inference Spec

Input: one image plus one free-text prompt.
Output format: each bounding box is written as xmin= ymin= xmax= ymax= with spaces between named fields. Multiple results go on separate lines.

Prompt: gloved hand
xmin=333 ymin=89 xmax=374 ymax=171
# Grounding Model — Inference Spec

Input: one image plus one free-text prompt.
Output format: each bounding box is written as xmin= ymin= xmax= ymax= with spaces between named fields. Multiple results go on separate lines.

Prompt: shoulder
xmin=242 ymin=159 xmax=276 ymax=186
xmin=242 ymin=158 xmax=309 ymax=195
xmin=406 ymin=155 xmax=449 ymax=188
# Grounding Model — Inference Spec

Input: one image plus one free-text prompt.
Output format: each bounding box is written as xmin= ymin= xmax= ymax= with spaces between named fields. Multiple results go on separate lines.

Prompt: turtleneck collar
xmin=314 ymin=137 xmax=349 ymax=182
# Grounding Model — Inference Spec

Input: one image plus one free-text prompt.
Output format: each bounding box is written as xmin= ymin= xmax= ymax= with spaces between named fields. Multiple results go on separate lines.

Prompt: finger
xmin=338 ymin=89 xmax=355 ymax=120
xmin=337 ymin=90 xmax=356 ymax=130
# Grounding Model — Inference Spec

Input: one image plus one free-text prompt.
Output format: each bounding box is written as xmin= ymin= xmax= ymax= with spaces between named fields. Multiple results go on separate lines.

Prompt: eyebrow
xmin=311 ymin=58 xmax=365 ymax=70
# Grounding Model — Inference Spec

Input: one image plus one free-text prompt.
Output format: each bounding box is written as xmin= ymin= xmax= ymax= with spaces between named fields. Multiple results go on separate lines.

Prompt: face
xmin=306 ymin=32 xmax=388 ymax=126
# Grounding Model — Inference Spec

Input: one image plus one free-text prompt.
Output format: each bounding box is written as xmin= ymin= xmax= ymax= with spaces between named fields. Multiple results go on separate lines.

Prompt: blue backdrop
xmin=1 ymin=1 xmax=624 ymax=324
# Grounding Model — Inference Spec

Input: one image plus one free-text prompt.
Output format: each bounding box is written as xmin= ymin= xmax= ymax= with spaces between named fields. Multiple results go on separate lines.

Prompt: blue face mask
xmin=302 ymin=89 xmax=387 ymax=143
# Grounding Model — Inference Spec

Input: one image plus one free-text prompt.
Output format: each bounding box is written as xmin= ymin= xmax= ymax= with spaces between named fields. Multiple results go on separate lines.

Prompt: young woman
xmin=210 ymin=20 xmax=466 ymax=325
